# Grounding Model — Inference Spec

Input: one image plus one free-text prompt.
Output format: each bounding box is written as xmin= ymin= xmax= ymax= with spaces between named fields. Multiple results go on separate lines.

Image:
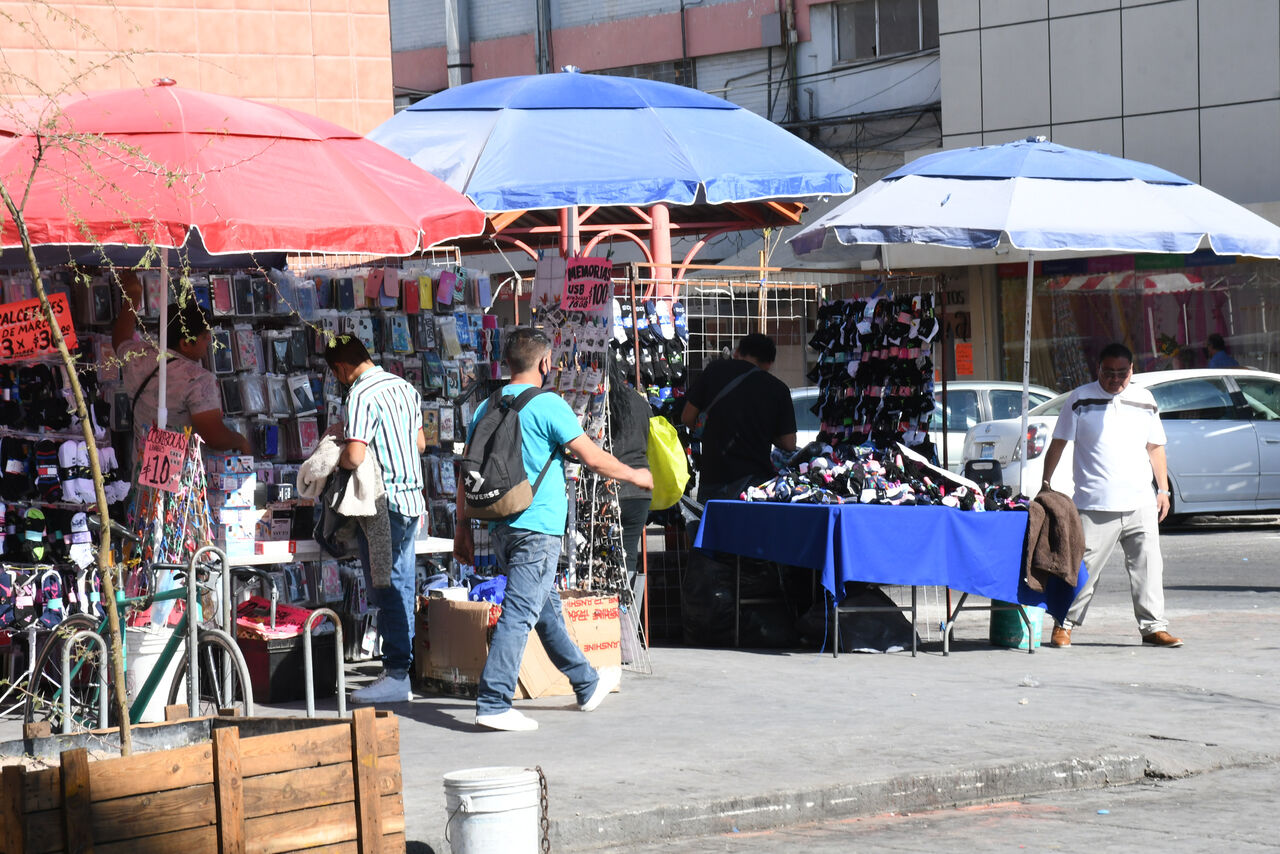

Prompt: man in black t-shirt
xmin=681 ymin=334 xmax=797 ymax=502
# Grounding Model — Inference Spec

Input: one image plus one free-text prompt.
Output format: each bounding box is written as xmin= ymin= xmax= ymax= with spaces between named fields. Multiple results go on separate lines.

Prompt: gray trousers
xmin=1063 ymin=504 xmax=1168 ymax=635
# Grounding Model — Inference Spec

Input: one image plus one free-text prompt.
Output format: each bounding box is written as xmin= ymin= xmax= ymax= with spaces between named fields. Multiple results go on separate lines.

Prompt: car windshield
xmin=989 ymin=389 xmax=1054 ymax=421
xmin=792 ymin=391 xmax=819 ymax=432
xmin=1029 ymin=392 xmax=1072 ymax=416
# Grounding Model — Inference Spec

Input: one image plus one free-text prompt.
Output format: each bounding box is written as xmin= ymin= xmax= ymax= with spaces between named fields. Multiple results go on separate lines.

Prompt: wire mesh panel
xmin=676 ymin=279 xmax=819 ymax=374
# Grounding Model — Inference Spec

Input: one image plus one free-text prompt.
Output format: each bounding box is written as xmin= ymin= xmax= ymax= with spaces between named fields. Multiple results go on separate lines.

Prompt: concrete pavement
xmin=3 ymin=566 xmax=1275 ymax=852
xmin=297 ymin=593 xmax=1280 ymax=852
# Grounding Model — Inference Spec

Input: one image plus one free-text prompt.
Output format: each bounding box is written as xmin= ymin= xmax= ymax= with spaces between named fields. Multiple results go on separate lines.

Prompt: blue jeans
xmin=476 ymin=524 xmax=598 ymax=715
xmin=356 ymin=510 xmax=419 ymax=676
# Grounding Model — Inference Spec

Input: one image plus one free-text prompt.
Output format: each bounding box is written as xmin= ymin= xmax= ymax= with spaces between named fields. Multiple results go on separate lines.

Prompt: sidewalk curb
xmin=549 ymin=753 xmax=1149 ymax=851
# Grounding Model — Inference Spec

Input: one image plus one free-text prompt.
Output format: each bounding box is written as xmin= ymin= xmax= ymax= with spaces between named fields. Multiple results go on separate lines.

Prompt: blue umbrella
xmin=792 ymin=137 xmax=1280 ymax=257
xmin=790 ymin=137 xmax=1280 ymax=489
xmin=368 ymin=69 xmax=853 ymax=213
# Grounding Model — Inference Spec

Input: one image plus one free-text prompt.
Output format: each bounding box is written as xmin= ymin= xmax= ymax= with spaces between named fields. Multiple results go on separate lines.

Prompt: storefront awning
xmin=1049 ymin=272 xmax=1205 ymax=293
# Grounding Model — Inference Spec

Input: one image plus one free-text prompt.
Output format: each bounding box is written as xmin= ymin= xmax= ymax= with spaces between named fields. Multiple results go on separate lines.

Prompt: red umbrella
xmin=0 ymin=80 xmax=486 ymax=256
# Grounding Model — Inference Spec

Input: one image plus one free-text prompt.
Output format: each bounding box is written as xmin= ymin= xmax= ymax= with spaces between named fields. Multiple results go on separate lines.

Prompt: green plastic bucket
xmin=989 ymin=603 xmax=1044 ymax=649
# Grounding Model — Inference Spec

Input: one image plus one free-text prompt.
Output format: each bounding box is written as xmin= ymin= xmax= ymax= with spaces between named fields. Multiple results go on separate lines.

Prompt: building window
xmin=595 ymin=59 xmax=697 ymax=89
xmin=836 ymin=0 xmax=939 ymax=63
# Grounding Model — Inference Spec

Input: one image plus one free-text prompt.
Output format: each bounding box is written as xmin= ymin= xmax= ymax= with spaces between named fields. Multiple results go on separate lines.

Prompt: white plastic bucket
xmin=124 ymin=626 xmax=182 ymax=722
xmin=443 ymin=766 xmax=541 ymax=854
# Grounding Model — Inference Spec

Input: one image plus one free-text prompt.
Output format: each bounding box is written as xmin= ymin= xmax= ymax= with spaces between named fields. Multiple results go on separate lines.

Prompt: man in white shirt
xmin=1040 ymin=342 xmax=1182 ymax=649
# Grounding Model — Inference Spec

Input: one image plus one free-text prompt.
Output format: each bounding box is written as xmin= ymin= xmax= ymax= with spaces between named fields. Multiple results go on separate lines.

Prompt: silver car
xmin=961 ymin=368 xmax=1280 ymax=519
xmin=791 ymin=380 xmax=1056 ymax=472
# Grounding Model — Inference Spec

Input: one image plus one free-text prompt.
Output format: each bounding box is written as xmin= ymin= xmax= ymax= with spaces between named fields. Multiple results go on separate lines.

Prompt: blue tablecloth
xmin=694 ymin=501 xmax=1086 ymax=623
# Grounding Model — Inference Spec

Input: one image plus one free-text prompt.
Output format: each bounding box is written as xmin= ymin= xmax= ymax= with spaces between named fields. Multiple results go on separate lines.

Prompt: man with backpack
xmin=454 ymin=327 xmax=653 ymax=732
xmin=681 ymin=333 xmax=797 ymax=503
xmin=324 ymin=336 xmax=426 ymax=704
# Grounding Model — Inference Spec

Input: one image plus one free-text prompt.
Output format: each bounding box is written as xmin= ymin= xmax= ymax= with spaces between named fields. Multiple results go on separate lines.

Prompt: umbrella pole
xmin=157 ymin=250 xmax=169 ymax=431
xmin=1019 ymin=252 xmax=1033 ymax=496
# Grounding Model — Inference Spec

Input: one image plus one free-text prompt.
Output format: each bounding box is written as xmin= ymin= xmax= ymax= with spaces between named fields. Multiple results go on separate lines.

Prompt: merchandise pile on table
xmin=741 ymin=441 xmax=1030 ymax=512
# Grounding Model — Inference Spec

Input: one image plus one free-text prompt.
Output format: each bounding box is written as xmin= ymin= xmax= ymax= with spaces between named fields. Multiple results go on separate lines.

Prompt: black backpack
xmin=461 ymin=387 xmax=557 ymax=520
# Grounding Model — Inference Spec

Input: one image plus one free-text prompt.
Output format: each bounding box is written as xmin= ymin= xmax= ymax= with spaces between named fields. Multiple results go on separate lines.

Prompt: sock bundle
xmin=67 ymin=511 xmax=94 ymax=569
xmin=37 ymin=567 xmax=64 ymax=629
xmin=33 ymin=440 xmax=61 ymax=502
xmin=1 ymin=437 xmax=31 ymax=501
xmin=21 ymin=507 xmax=47 ymax=562
xmin=98 ymin=446 xmax=129 ymax=504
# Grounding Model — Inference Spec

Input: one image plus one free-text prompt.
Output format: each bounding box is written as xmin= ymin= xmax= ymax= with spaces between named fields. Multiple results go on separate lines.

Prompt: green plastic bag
xmin=646 ymin=416 xmax=690 ymax=511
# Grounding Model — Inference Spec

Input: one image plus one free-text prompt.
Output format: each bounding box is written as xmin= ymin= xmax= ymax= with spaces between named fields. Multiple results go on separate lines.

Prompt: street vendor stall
xmin=695 ymin=499 xmax=1086 ymax=655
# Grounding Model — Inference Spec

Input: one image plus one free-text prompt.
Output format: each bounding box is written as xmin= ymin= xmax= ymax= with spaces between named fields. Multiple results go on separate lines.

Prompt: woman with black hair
xmin=608 ymin=350 xmax=653 ymax=613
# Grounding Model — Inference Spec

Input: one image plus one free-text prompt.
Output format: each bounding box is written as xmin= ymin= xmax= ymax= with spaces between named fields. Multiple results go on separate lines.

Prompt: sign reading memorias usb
xmin=561 ymin=256 xmax=612 ymax=312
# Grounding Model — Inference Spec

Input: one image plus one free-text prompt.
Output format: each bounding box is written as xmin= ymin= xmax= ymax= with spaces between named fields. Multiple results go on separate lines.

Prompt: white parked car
xmin=961 ymin=368 xmax=1280 ymax=519
xmin=791 ymin=380 xmax=1056 ymax=472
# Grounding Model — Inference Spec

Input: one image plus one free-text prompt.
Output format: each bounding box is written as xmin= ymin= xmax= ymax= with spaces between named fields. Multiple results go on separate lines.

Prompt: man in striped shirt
xmin=325 ymin=336 xmax=426 ymax=703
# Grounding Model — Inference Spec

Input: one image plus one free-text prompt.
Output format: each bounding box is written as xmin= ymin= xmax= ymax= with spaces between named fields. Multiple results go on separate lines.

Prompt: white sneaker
xmin=579 ymin=666 xmax=621 ymax=713
xmin=475 ymin=708 xmax=538 ymax=731
xmin=350 ymin=672 xmax=410 ymax=704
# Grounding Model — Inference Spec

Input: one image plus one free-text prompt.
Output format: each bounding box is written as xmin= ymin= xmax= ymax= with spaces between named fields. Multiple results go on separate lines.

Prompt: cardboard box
xmin=519 ymin=593 xmax=622 ymax=699
xmin=416 ymin=592 xmax=621 ymax=700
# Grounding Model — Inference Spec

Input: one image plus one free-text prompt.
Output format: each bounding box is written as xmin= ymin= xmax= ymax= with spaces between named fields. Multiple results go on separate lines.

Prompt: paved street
xmin=612 ymin=761 xmax=1280 ymax=853
xmin=5 ymin=515 xmax=1278 ymax=853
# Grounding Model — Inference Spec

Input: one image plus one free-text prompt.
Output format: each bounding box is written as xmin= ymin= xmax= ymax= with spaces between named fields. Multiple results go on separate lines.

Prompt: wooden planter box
xmin=0 ymin=708 xmax=404 ymax=854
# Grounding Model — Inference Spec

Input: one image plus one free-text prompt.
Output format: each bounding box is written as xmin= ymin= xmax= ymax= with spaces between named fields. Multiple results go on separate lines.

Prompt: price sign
xmin=561 ymin=256 xmax=612 ymax=313
xmin=0 ymin=293 xmax=77 ymax=359
xmin=138 ymin=426 xmax=186 ymax=493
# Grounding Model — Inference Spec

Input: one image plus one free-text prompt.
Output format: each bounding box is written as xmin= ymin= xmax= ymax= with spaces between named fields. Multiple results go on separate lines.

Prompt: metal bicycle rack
xmin=60 ymin=629 xmax=108 ymax=733
xmin=301 ymin=608 xmax=346 ymax=718
xmin=184 ymin=544 xmax=256 ymax=716
xmin=51 ymin=546 xmax=256 ymax=728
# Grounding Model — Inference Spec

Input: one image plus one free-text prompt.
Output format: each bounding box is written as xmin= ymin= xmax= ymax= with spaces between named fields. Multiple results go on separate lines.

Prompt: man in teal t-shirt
xmin=455 ymin=327 xmax=653 ymax=732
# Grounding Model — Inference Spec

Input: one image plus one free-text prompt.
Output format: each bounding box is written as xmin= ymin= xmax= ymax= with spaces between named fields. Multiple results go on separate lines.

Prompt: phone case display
xmin=209 ymin=328 xmax=235 ymax=375
xmin=232 ymin=273 xmax=255 ymax=316
xmin=232 ymin=325 xmax=263 ymax=373
xmin=220 ymin=376 xmax=245 ymax=415
xmin=263 ymin=330 xmax=292 ymax=374
xmin=139 ymin=270 xmax=164 ymax=318
xmin=210 ymin=274 xmax=233 ymax=315
xmin=422 ymin=402 xmax=440 ymax=448
xmin=806 ymin=293 xmax=939 ymax=455
xmin=287 ymin=374 xmax=317 ymax=416
xmin=266 ymin=375 xmax=292 ymax=418
xmin=240 ymin=374 xmax=267 ymax=416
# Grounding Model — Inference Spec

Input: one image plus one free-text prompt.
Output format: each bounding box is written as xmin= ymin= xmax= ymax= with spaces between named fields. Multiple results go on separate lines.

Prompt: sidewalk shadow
xmin=389 ymin=697 xmax=481 ymax=732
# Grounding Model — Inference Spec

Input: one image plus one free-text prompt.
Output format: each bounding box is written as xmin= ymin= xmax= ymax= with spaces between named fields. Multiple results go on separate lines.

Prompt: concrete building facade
xmin=389 ymin=0 xmax=944 ymax=188
xmin=933 ymin=0 xmax=1280 ymax=384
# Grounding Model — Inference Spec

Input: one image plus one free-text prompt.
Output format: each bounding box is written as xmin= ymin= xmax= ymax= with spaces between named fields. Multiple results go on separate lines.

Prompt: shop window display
xmin=997 ymin=257 xmax=1280 ymax=388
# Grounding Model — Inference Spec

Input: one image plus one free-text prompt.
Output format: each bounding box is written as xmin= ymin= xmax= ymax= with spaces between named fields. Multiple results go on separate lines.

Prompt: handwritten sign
xmin=138 ymin=426 xmax=186 ymax=493
xmin=561 ymin=256 xmax=612 ymax=313
xmin=954 ymin=341 xmax=974 ymax=376
xmin=0 ymin=293 xmax=77 ymax=359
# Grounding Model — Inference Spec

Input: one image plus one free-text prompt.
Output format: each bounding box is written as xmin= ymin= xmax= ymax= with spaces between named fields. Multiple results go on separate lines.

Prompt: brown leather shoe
xmin=1050 ymin=626 xmax=1071 ymax=647
xmin=1142 ymin=630 xmax=1183 ymax=648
